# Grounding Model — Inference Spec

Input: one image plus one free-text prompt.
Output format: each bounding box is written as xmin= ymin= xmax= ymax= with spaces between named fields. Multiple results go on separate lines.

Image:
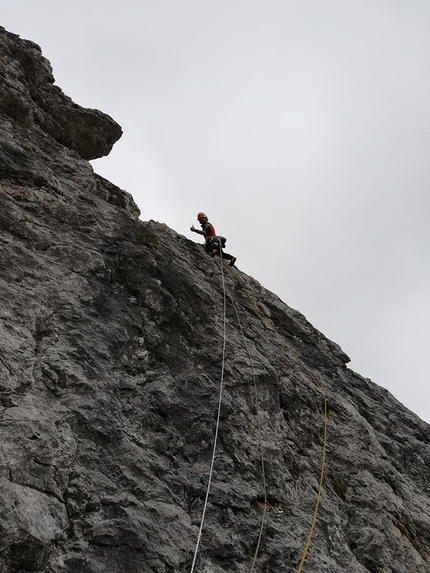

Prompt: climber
xmin=190 ymin=212 xmax=237 ymax=267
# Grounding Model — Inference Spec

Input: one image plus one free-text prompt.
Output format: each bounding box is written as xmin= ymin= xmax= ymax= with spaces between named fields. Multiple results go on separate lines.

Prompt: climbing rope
xmin=296 ymin=398 xmax=328 ymax=573
xmin=226 ymin=266 xmax=329 ymax=572
xmin=190 ymin=252 xmax=328 ymax=572
xmin=228 ymin=270 xmax=322 ymax=390
xmin=189 ymin=251 xmax=228 ymax=573
xmin=228 ymin=294 xmax=268 ymax=572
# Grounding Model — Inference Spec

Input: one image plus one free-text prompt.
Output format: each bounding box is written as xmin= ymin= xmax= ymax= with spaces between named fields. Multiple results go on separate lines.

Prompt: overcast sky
xmin=4 ymin=1 xmax=430 ymax=422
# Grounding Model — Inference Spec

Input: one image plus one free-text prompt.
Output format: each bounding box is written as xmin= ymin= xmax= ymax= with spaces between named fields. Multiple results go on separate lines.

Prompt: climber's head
xmin=197 ymin=212 xmax=208 ymax=223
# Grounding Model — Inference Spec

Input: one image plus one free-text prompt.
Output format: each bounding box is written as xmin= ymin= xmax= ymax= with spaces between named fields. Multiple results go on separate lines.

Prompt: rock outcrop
xmin=1 ymin=27 xmax=430 ymax=573
xmin=0 ymin=27 xmax=122 ymax=161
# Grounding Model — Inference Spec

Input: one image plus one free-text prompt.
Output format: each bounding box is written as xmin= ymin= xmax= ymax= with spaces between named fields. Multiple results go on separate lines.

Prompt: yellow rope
xmin=296 ymin=398 xmax=328 ymax=573
xmin=227 ymin=267 xmax=328 ymax=572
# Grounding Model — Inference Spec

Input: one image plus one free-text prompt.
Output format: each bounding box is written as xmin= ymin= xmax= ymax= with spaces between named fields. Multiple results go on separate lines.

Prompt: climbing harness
xmin=189 ymin=249 xmax=228 ymax=573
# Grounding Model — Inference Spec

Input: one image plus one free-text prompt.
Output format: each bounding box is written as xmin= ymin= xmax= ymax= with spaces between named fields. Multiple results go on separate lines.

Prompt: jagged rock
xmin=0 ymin=27 xmax=122 ymax=160
xmin=1 ymin=26 xmax=430 ymax=573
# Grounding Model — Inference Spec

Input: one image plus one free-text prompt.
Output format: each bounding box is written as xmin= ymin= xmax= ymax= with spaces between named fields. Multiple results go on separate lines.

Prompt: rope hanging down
xmin=228 ymin=270 xmax=322 ymax=390
xmin=190 ymin=254 xmax=328 ymax=572
xmin=227 ymin=266 xmax=329 ymax=573
xmin=189 ymin=253 xmax=228 ymax=573
xmin=296 ymin=398 xmax=328 ymax=573
xmin=228 ymin=294 xmax=268 ymax=572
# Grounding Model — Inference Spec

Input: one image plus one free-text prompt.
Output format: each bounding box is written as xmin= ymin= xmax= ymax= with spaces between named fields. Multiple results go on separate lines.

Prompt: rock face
xmin=1 ymin=27 xmax=430 ymax=573
xmin=0 ymin=27 xmax=122 ymax=161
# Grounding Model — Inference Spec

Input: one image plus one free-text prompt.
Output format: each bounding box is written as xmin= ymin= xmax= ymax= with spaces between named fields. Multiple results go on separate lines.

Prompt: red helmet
xmin=197 ymin=212 xmax=207 ymax=220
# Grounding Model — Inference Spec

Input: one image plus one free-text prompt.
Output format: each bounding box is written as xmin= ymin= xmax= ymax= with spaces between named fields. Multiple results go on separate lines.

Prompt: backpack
xmin=212 ymin=235 xmax=226 ymax=248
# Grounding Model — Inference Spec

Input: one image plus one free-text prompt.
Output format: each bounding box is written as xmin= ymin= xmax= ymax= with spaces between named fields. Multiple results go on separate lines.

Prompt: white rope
xmin=228 ymin=293 xmax=268 ymax=572
xmin=190 ymin=249 xmax=227 ymax=573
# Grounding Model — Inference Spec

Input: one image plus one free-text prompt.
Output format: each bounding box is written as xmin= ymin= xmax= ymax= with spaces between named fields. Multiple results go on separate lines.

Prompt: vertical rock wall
xmin=1 ymin=26 xmax=430 ymax=573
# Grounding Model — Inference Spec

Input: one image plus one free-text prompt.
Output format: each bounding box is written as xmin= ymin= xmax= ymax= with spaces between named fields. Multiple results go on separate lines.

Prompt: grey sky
xmin=4 ymin=1 xmax=430 ymax=421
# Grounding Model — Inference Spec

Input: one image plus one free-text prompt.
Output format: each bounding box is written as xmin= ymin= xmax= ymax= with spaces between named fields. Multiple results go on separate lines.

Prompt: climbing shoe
xmin=229 ymin=257 xmax=237 ymax=267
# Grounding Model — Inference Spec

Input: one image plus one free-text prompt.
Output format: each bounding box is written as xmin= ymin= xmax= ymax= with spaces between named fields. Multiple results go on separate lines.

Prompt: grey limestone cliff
xmin=1 ymin=26 xmax=430 ymax=573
